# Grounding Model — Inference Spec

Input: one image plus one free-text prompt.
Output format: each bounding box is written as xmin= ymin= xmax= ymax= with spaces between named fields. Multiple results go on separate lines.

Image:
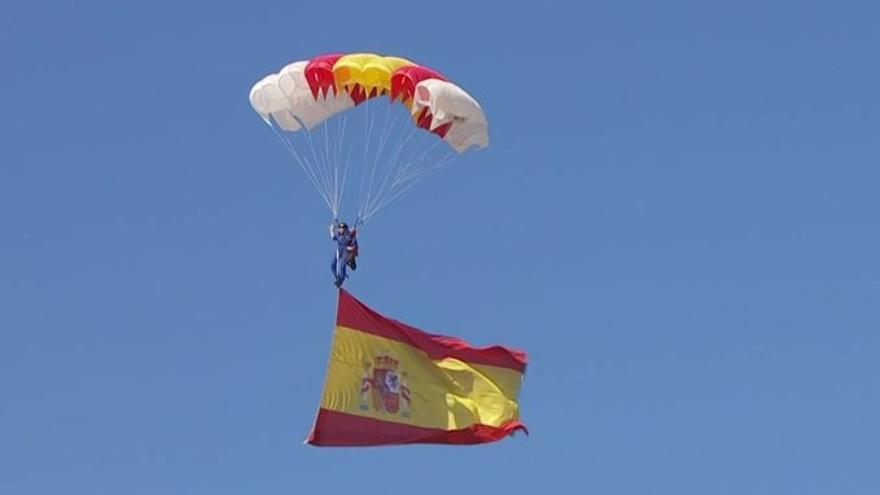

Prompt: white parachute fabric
xmin=276 ymin=62 xmax=354 ymax=128
xmin=249 ymin=74 xmax=301 ymax=130
xmin=412 ymin=79 xmax=489 ymax=153
xmin=249 ymin=62 xmax=355 ymax=130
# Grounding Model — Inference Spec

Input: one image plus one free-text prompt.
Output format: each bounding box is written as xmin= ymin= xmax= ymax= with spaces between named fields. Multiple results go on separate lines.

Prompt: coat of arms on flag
xmin=360 ymin=355 xmax=411 ymax=417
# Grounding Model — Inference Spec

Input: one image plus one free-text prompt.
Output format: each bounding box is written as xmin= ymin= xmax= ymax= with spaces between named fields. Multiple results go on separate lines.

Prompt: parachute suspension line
xmin=363 ymin=150 xmax=458 ymax=222
xmin=344 ymin=122 xmax=356 ymax=223
xmin=323 ymin=119 xmax=338 ymax=216
xmin=335 ymin=113 xmax=351 ymax=218
xmin=402 ymin=149 xmax=457 ymax=188
xmin=361 ymin=123 xmax=419 ymax=221
xmin=357 ymin=105 xmax=377 ymax=220
xmin=322 ymin=119 xmax=335 ymax=215
xmin=358 ymin=101 xmax=397 ymax=222
xmin=271 ymin=90 xmax=338 ymax=217
xmin=396 ymin=135 xmax=445 ymax=184
xmin=301 ymin=119 xmax=337 ymax=217
xmin=362 ymin=102 xmax=424 ymax=223
xmin=268 ymin=122 xmax=334 ymax=214
xmin=318 ymin=119 xmax=338 ymax=216
xmin=376 ymin=121 xmax=422 ymax=198
xmin=361 ymin=129 xmax=458 ymax=223
xmin=361 ymin=124 xmax=427 ymax=221
xmin=327 ymin=118 xmax=337 ymax=214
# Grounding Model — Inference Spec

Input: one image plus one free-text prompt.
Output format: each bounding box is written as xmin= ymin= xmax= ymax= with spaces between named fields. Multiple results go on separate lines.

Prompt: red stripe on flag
xmin=307 ymin=408 xmax=528 ymax=447
xmin=336 ymin=290 xmax=528 ymax=372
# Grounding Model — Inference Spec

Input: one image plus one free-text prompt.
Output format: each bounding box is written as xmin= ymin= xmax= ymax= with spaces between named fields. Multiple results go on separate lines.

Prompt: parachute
xmin=249 ymin=53 xmax=488 ymax=224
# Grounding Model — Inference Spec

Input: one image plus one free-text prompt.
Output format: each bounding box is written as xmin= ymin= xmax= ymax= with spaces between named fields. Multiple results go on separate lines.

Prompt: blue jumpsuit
xmin=331 ymin=228 xmax=357 ymax=286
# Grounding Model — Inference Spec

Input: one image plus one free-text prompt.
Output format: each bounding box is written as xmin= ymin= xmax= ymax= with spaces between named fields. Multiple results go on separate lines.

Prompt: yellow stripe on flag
xmin=320 ymin=325 xmax=524 ymax=431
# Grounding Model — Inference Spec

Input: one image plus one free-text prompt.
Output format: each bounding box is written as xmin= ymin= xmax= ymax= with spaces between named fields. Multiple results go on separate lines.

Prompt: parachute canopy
xmin=250 ymin=53 xmax=489 ymax=222
xmin=250 ymin=53 xmax=488 ymax=153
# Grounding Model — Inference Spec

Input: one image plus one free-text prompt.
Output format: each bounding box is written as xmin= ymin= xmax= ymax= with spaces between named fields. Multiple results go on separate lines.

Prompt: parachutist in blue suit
xmin=330 ymin=221 xmax=358 ymax=287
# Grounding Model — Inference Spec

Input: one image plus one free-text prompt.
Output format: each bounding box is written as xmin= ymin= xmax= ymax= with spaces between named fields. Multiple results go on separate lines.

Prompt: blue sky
xmin=2 ymin=1 xmax=879 ymax=493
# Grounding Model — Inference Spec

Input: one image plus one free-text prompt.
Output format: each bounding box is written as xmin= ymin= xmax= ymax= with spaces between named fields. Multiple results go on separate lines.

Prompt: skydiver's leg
xmin=338 ymin=253 xmax=348 ymax=282
xmin=331 ymin=256 xmax=341 ymax=286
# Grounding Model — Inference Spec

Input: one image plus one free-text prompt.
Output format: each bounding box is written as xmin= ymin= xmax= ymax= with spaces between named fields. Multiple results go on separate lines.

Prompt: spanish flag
xmin=307 ymin=289 xmax=528 ymax=446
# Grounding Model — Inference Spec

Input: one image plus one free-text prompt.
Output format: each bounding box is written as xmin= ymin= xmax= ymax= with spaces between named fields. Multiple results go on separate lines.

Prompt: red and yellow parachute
xmin=250 ymin=53 xmax=489 ymax=222
xmin=250 ymin=53 xmax=488 ymax=154
xmin=251 ymin=53 xmax=487 ymax=172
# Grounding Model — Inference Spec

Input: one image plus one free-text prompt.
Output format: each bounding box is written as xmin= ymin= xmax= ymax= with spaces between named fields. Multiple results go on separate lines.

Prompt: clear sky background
xmin=2 ymin=1 xmax=879 ymax=493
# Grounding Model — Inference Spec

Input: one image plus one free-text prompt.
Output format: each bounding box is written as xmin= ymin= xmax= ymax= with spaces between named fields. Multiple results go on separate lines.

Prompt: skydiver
xmin=330 ymin=220 xmax=359 ymax=287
